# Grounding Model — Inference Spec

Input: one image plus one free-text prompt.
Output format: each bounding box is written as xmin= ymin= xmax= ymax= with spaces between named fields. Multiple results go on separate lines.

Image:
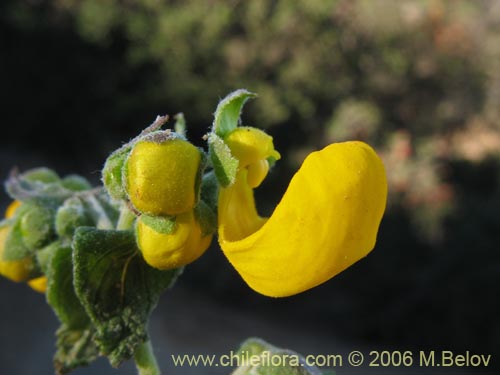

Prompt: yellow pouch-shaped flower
xmin=0 ymin=201 xmax=34 ymax=283
xmin=137 ymin=211 xmax=212 ymax=270
xmin=126 ymin=138 xmax=201 ymax=216
xmin=218 ymin=141 xmax=387 ymax=297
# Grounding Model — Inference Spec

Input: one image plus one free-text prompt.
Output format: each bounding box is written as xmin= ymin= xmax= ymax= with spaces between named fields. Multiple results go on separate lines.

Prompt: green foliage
xmin=212 ymin=89 xmax=257 ymax=138
xmin=139 ymin=214 xmax=176 ymax=235
xmin=208 ymin=133 xmax=239 ymax=187
xmin=73 ymin=227 xmax=182 ymax=367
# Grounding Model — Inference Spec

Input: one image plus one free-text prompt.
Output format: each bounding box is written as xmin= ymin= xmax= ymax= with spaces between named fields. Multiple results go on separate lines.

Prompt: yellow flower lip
xmin=137 ymin=211 xmax=212 ymax=270
xmin=125 ymin=137 xmax=202 ymax=216
xmin=218 ymin=141 xmax=387 ymax=297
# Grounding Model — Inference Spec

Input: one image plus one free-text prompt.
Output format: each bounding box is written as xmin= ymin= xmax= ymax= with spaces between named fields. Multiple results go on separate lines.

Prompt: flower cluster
xmin=0 ymin=168 xmax=95 ymax=293
xmin=102 ymin=126 xmax=214 ymax=270
xmin=100 ymin=89 xmax=388 ymax=297
xmin=1 ymin=90 xmax=387 ymax=299
xmin=0 ymin=89 xmax=387 ymax=374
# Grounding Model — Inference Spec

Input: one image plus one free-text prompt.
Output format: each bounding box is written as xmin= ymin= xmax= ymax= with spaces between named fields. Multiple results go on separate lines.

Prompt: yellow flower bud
xmin=224 ymin=127 xmax=280 ymax=188
xmin=137 ymin=210 xmax=212 ymax=270
xmin=0 ymin=201 xmax=34 ymax=283
xmin=126 ymin=138 xmax=202 ymax=216
xmin=27 ymin=276 xmax=47 ymax=293
xmin=218 ymin=141 xmax=387 ymax=297
xmin=225 ymin=127 xmax=281 ymax=168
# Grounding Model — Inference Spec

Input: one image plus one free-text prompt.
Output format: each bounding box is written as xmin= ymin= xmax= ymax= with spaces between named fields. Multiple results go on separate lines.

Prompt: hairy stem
xmin=117 ymin=204 xmax=137 ymax=230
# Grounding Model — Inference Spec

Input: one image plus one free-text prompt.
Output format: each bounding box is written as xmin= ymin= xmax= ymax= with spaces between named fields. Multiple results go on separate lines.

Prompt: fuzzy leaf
xmin=139 ymin=214 xmax=176 ymax=234
xmin=3 ymin=219 xmax=33 ymax=261
xmin=102 ymin=146 xmax=131 ymax=201
xmin=54 ymin=326 xmax=99 ymax=375
xmin=208 ymin=133 xmax=239 ymax=187
xmin=5 ymin=169 xmax=73 ymax=207
xmin=47 ymin=244 xmax=90 ymax=329
xmin=47 ymin=244 xmax=99 ymax=374
xmin=200 ymin=171 xmax=219 ymax=212
xmin=212 ymin=89 xmax=256 ymax=137
xmin=73 ymin=227 xmax=182 ymax=367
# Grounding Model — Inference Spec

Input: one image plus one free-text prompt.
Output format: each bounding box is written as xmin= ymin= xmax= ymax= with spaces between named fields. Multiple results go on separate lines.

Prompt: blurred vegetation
xmin=1 ymin=0 xmax=500 ymax=367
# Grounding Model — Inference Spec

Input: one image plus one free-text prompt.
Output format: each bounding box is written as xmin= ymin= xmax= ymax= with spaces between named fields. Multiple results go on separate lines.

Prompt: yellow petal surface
xmin=224 ymin=127 xmax=281 ymax=168
xmin=126 ymin=139 xmax=201 ymax=216
xmin=137 ymin=211 xmax=212 ymax=270
xmin=28 ymin=276 xmax=47 ymax=293
xmin=218 ymin=141 xmax=387 ymax=297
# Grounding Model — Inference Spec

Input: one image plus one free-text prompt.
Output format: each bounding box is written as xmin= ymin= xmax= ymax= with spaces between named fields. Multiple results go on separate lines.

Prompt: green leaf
xmin=102 ymin=146 xmax=131 ymax=201
xmin=3 ymin=219 xmax=34 ymax=261
xmin=212 ymin=89 xmax=257 ymax=138
xmin=47 ymin=244 xmax=90 ymax=329
xmin=61 ymin=175 xmax=92 ymax=192
xmin=54 ymin=326 xmax=99 ymax=375
xmin=22 ymin=167 xmax=60 ymax=183
xmin=208 ymin=133 xmax=239 ymax=187
xmin=20 ymin=204 xmax=56 ymax=249
xmin=55 ymin=197 xmax=93 ymax=238
xmin=5 ymin=169 xmax=73 ymax=207
xmin=139 ymin=214 xmax=176 ymax=234
xmin=73 ymin=227 xmax=182 ymax=367
xmin=47 ymin=243 xmax=99 ymax=374
xmin=200 ymin=171 xmax=219 ymax=212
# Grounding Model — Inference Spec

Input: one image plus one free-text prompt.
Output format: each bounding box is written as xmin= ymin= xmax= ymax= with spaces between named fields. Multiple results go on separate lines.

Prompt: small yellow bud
xmin=27 ymin=276 xmax=47 ymax=293
xmin=137 ymin=211 xmax=212 ymax=270
xmin=224 ymin=127 xmax=280 ymax=168
xmin=246 ymin=159 xmax=269 ymax=188
xmin=126 ymin=138 xmax=201 ymax=216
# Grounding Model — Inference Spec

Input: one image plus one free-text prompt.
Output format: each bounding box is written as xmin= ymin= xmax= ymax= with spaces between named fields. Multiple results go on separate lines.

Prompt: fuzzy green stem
xmin=117 ymin=205 xmax=137 ymax=230
xmin=134 ymin=340 xmax=161 ymax=375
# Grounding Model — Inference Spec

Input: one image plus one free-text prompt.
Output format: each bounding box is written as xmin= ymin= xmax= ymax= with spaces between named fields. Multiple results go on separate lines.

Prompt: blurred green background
xmin=1 ymin=0 xmax=500 ymax=374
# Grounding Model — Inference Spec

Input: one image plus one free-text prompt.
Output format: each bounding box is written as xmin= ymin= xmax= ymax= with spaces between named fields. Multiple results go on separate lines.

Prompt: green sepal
xmin=20 ymin=204 xmax=56 ymax=249
xmin=54 ymin=326 xmax=99 ymax=375
xmin=46 ymin=243 xmax=99 ymax=374
xmin=56 ymin=197 xmax=93 ymax=238
xmin=235 ymin=338 xmax=323 ymax=375
xmin=212 ymin=89 xmax=257 ymax=138
xmin=61 ymin=175 xmax=92 ymax=192
xmin=208 ymin=133 xmax=239 ymax=187
xmin=139 ymin=214 xmax=176 ymax=235
xmin=194 ymin=201 xmax=217 ymax=237
xmin=73 ymin=227 xmax=182 ymax=367
xmin=3 ymin=219 xmax=34 ymax=261
xmin=102 ymin=146 xmax=132 ymax=201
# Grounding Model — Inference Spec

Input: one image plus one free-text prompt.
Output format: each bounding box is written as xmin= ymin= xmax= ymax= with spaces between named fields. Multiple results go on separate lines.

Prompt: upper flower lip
xmin=218 ymin=141 xmax=388 ymax=297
